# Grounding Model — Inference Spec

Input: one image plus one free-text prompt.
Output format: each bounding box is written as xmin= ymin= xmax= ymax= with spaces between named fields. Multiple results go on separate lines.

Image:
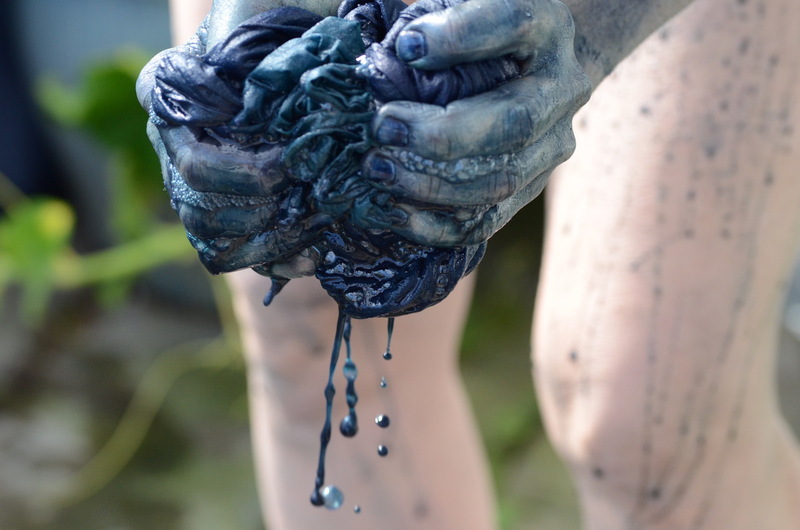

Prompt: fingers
xmin=136 ymin=24 xmax=208 ymax=110
xmin=176 ymin=202 xmax=278 ymax=239
xmin=354 ymin=117 xmax=574 ymax=246
xmin=137 ymin=49 xmax=171 ymax=110
xmin=362 ymin=116 xmax=575 ymax=207
xmin=158 ymin=126 xmax=289 ymax=196
xmin=395 ymin=0 xmax=573 ymax=70
xmin=371 ymin=73 xmax=586 ymax=161
xmin=187 ymin=212 xmax=331 ymax=274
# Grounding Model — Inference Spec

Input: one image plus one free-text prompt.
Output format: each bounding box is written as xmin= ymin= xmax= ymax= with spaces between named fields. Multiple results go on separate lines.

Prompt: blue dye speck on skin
xmin=354 ymin=505 xmax=361 ymax=514
xmin=378 ymin=444 xmax=389 ymax=457
xmin=321 ymin=485 xmax=344 ymax=510
xmin=380 ymin=377 xmax=387 ymax=388
xmin=375 ymin=414 xmax=390 ymax=428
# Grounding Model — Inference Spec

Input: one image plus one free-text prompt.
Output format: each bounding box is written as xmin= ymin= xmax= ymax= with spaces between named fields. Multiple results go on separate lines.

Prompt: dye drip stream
xmin=310 ymin=313 xmax=395 ymax=510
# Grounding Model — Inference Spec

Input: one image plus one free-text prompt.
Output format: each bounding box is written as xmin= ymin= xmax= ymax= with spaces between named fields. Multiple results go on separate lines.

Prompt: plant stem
xmin=55 ymin=223 xmax=195 ymax=288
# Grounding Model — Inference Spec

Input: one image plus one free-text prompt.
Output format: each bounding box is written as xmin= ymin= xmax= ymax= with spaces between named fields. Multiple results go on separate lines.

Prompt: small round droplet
xmin=340 ymin=414 xmax=358 ymax=437
xmin=383 ymin=350 xmax=392 ymax=360
xmin=375 ymin=414 xmax=390 ymax=428
xmin=354 ymin=505 xmax=361 ymax=514
xmin=377 ymin=445 xmax=389 ymax=457
xmin=321 ymin=485 xmax=344 ymax=510
xmin=343 ymin=359 xmax=358 ymax=381
xmin=379 ymin=377 xmax=387 ymax=388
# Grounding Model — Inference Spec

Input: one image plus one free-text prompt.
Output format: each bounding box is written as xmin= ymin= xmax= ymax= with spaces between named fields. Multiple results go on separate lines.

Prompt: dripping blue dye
xmin=340 ymin=319 xmax=359 ymax=437
xmin=383 ymin=318 xmax=395 ymax=359
xmin=379 ymin=377 xmax=387 ymax=388
xmin=375 ymin=414 xmax=390 ymax=428
xmin=321 ymin=484 xmax=344 ymax=510
xmin=377 ymin=444 xmax=389 ymax=457
xmin=340 ymin=414 xmax=358 ymax=437
xmin=311 ymin=310 xmax=348 ymax=506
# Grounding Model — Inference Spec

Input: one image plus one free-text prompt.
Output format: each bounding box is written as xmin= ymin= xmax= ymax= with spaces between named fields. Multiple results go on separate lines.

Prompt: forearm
xmin=564 ymin=0 xmax=694 ymax=87
xmin=170 ymin=0 xmax=340 ymax=47
xmin=207 ymin=0 xmax=340 ymax=45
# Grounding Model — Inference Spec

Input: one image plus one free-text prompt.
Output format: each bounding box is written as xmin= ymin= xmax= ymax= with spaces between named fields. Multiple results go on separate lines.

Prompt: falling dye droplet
xmin=342 ymin=319 xmax=359 ymax=438
xmin=310 ymin=489 xmax=324 ymax=506
xmin=375 ymin=414 xmax=390 ymax=428
xmin=340 ymin=413 xmax=358 ymax=437
xmin=321 ymin=485 xmax=344 ymax=510
xmin=343 ymin=359 xmax=358 ymax=381
xmin=310 ymin=311 xmax=348 ymax=507
xmin=377 ymin=444 xmax=389 ymax=457
xmin=383 ymin=317 xmax=395 ymax=360
xmin=354 ymin=505 xmax=361 ymax=514
xmin=380 ymin=377 xmax=387 ymax=388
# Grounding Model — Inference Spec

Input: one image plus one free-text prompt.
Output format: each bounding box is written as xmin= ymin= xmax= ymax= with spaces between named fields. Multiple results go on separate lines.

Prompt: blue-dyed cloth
xmin=147 ymin=0 xmax=520 ymax=318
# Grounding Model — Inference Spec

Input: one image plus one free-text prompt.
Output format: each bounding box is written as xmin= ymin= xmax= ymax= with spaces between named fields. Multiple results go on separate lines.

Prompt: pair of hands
xmin=137 ymin=0 xmax=590 ymax=278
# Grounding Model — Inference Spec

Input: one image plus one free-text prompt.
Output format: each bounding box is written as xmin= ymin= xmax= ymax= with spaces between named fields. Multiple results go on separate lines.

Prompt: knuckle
xmin=557 ymin=121 xmax=577 ymax=160
xmin=503 ymin=100 xmax=539 ymax=148
xmin=427 ymin=118 xmax=456 ymax=159
xmin=174 ymin=148 xmax=202 ymax=188
xmin=546 ymin=0 xmax=575 ymax=33
xmin=574 ymin=69 xmax=593 ymax=106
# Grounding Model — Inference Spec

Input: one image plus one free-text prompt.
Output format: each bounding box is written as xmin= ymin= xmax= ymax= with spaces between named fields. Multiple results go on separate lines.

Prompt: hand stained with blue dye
xmin=139 ymin=0 xmax=521 ymax=319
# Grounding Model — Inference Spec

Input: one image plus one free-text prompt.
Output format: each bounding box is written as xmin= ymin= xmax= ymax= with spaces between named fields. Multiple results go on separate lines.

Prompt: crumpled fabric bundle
xmin=146 ymin=0 xmax=521 ymax=318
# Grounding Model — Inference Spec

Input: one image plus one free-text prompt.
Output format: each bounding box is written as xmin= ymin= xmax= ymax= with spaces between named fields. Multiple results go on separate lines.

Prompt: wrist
xmin=207 ymin=0 xmax=340 ymax=46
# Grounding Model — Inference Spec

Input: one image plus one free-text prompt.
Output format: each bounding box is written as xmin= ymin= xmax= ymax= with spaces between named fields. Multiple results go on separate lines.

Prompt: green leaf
xmin=36 ymin=49 xmax=167 ymax=240
xmin=0 ymin=198 xmax=76 ymax=320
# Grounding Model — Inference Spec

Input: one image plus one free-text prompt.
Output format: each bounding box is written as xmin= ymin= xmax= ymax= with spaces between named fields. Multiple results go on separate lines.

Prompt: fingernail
xmin=367 ymin=155 xmax=396 ymax=184
xmin=396 ymin=30 xmax=427 ymax=62
xmin=376 ymin=117 xmax=409 ymax=146
xmin=388 ymin=208 xmax=408 ymax=225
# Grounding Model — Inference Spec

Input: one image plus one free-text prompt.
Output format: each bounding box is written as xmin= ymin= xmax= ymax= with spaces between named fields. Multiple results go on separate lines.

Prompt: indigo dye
xmin=142 ymin=0 xmax=521 ymax=319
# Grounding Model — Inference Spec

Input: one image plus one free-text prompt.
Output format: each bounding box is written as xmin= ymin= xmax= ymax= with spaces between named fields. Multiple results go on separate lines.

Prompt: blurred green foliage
xmin=0 ymin=195 xmax=75 ymax=319
xmin=38 ymin=49 xmax=168 ymax=239
xmin=0 ymin=49 xmax=256 ymax=529
xmin=0 ymin=52 xmax=195 ymax=323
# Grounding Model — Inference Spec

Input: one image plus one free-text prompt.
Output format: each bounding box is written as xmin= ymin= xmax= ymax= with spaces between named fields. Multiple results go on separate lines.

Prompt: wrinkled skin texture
xmin=137 ymin=0 xmax=589 ymax=317
xmin=361 ymin=0 xmax=591 ymax=246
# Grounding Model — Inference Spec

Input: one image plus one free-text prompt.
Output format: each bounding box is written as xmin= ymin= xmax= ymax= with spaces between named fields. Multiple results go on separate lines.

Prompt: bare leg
xmin=533 ymin=0 xmax=800 ymax=528
xmin=227 ymin=272 xmax=496 ymax=529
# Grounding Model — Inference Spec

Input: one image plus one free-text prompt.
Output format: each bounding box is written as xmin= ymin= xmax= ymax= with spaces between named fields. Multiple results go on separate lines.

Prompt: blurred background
xmin=1 ymin=1 xmax=799 ymax=529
